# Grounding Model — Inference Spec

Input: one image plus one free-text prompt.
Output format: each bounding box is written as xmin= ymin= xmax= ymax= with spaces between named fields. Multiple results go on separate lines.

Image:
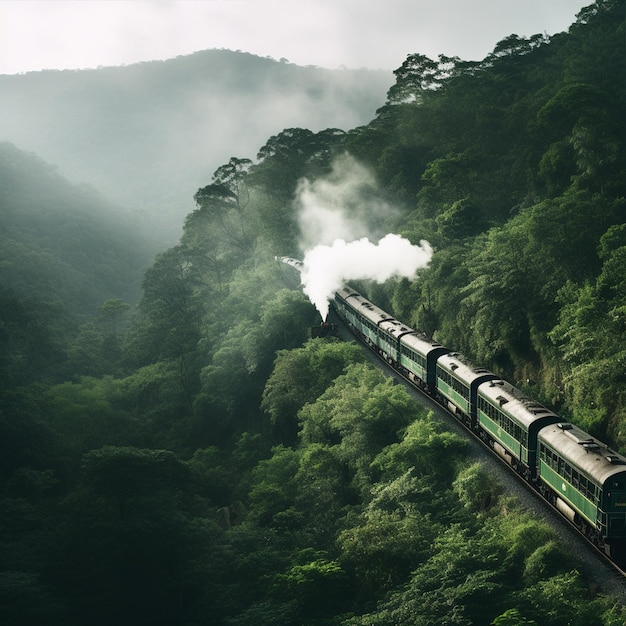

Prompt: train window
xmin=547 ymin=448 xmax=557 ymax=470
xmin=479 ymin=398 xmax=527 ymax=445
xmin=564 ymin=462 xmax=572 ymax=482
xmin=452 ymin=377 xmax=469 ymax=399
xmin=541 ymin=447 xmax=599 ymax=503
xmin=436 ymin=367 xmax=469 ymax=399
xmin=437 ymin=367 xmax=450 ymax=386
xmin=402 ymin=347 xmax=426 ymax=368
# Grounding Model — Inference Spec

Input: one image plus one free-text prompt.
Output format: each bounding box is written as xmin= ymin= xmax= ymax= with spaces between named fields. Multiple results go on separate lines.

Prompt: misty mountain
xmin=0 ymin=49 xmax=393 ymax=241
xmin=0 ymin=141 xmax=156 ymax=313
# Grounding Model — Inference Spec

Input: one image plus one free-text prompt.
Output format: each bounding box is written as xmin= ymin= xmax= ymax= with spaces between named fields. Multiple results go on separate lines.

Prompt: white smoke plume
xmin=296 ymin=153 xmax=400 ymax=249
xmin=302 ymin=235 xmax=433 ymax=320
xmin=295 ymin=154 xmax=433 ymax=321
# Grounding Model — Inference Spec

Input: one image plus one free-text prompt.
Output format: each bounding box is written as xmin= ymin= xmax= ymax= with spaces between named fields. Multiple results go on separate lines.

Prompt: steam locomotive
xmin=279 ymin=258 xmax=626 ymax=564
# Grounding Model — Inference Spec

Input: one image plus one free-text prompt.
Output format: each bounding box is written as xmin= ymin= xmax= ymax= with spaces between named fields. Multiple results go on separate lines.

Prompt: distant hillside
xmin=0 ymin=50 xmax=393 ymax=241
xmin=0 ymin=142 xmax=156 ymax=314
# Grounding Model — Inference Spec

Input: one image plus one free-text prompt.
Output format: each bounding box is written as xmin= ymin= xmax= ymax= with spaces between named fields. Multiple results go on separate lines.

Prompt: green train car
xmin=538 ymin=422 xmax=626 ymax=556
xmin=400 ymin=330 xmax=449 ymax=393
xmin=435 ymin=352 xmax=496 ymax=426
xmin=477 ymin=379 xmax=561 ymax=479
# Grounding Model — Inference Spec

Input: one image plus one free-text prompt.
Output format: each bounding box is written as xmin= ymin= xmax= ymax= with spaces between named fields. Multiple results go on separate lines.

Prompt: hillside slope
xmin=0 ymin=142 xmax=156 ymax=313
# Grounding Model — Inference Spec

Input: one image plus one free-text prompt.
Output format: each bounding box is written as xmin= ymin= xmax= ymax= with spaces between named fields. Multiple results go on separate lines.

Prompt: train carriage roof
xmin=335 ymin=285 xmax=360 ymax=301
xmin=335 ymin=286 xmax=447 ymax=350
xmin=277 ymin=256 xmax=303 ymax=273
xmin=352 ymin=295 xmax=393 ymax=326
xmin=378 ymin=317 xmax=416 ymax=340
xmin=401 ymin=330 xmax=450 ymax=359
xmin=478 ymin=379 xmax=561 ymax=430
xmin=437 ymin=352 xmax=496 ymax=386
xmin=334 ymin=285 xmax=397 ymax=328
xmin=539 ymin=423 xmax=626 ymax=487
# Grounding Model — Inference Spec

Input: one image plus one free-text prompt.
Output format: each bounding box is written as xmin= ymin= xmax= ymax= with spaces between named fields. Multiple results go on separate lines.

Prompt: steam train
xmin=279 ymin=258 xmax=626 ymax=563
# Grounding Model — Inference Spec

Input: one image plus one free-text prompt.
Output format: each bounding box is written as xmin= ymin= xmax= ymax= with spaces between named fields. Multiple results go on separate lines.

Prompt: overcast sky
xmin=1 ymin=0 xmax=589 ymax=75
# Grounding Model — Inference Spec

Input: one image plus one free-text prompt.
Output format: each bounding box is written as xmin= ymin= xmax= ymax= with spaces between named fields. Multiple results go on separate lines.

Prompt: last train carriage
xmin=538 ymin=422 xmax=626 ymax=557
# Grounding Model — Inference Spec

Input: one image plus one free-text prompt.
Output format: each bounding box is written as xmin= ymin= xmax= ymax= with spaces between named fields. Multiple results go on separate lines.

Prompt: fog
xmin=296 ymin=154 xmax=403 ymax=249
xmin=3 ymin=1 xmax=587 ymax=74
xmin=0 ymin=50 xmax=392 ymax=243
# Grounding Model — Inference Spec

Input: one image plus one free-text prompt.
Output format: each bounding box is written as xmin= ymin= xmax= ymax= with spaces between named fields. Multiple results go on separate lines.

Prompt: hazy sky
xmin=1 ymin=0 xmax=589 ymax=75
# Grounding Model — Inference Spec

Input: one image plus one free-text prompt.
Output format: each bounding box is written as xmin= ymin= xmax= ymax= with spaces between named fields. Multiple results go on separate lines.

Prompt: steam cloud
xmin=296 ymin=154 xmax=433 ymax=321
xmin=302 ymin=235 xmax=433 ymax=320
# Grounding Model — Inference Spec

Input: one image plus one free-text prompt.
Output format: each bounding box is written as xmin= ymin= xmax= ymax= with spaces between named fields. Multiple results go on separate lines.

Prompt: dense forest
xmin=1 ymin=1 xmax=625 ymax=624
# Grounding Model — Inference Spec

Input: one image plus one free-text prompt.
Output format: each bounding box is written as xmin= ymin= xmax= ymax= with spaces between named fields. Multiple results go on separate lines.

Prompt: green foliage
xmin=187 ymin=446 xmax=237 ymax=505
xmin=435 ymin=197 xmax=487 ymax=241
xmin=76 ymin=446 xmax=189 ymax=515
xmin=548 ymin=225 xmax=626 ymax=440
xmin=245 ymin=444 xmax=307 ymax=537
xmin=47 ymin=446 xmax=232 ymax=625
xmin=190 ymin=157 xmax=256 ymax=265
xmin=519 ymin=570 xmax=610 ymax=626
xmin=385 ymin=53 xmax=444 ymax=104
xmin=343 ymin=500 xmax=619 ymax=626
xmin=0 ymin=142 xmax=153 ymax=313
xmin=522 ymin=540 xmax=575 ymax=585
xmin=262 ymin=339 xmax=365 ymax=443
xmin=47 ymin=376 xmax=132 ymax=457
xmin=0 ymin=386 xmax=59 ymax=479
xmin=0 ymin=570 xmax=63 ymax=625
xmin=338 ymin=506 xmax=436 ymax=597
xmin=66 ymin=299 xmax=132 ymax=377
xmin=190 ymin=263 xmax=318 ymax=446
xmin=371 ymin=414 xmax=468 ymax=491
xmin=344 ymin=522 xmax=509 ymax=625
xmin=453 ymin=461 xmax=502 ymax=512
xmin=491 ymin=608 xmax=537 ymax=625
xmin=3 ymin=4 xmax=626 ymax=623
xmin=250 ymin=127 xmax=347 ymax=206
xmin=268 ymin=550 xmax=349 ymax=621
xmin=0 ymin=287 xmax=69 ymax=386
xmin=299 ymin=363 xmax=421 ymax=494
xmin=293 ymin=443 xmax=353 ymax=540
